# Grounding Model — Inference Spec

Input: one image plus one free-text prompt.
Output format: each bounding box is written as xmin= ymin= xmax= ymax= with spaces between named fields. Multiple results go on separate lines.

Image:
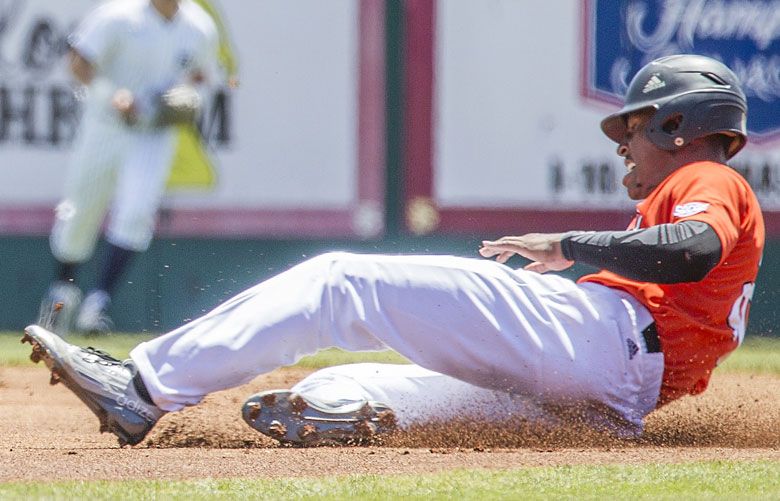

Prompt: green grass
xmin=1 ymin=331 xmax=777 ymax=374
xmin=0 ymin=331 xmax=158 ymax=366
xmin=718 ymin=336 xmax=780 ymax=374
xmin=0 ymin=460 xmax=778 ymax=499
xmin=0 ymin=330 xmax=409 ymax=368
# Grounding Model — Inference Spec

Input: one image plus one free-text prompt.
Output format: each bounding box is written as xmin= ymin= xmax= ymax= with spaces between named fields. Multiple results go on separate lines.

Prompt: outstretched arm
xmin=481 ymin=220 xmax=722 ymax=283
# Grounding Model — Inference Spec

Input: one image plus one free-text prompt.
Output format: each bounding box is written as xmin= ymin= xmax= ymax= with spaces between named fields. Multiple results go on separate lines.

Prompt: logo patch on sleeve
xmin=673 ymin=202 xmax=710 ymax=218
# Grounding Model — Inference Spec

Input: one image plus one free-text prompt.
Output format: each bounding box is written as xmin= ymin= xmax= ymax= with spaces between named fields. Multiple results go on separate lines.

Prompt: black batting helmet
xmin=601 ymin=54 xmax=748 ymax=159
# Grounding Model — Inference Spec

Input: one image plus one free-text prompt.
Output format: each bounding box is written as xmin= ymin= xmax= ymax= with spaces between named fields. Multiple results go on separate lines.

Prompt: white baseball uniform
xmin=130 ymin=252 xmax=664 ymax=437
xmin=50 ymin=0 xmax=218 ymax=263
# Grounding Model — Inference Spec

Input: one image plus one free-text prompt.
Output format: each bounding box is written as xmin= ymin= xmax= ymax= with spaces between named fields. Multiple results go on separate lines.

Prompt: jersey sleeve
xmin=665 ymin=165 xmax=743 ymax=266
xmin=68 ymin=4 xmax=120 ymax=68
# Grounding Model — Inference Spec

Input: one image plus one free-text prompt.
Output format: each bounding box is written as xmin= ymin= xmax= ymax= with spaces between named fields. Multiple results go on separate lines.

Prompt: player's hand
xmin=479 ymin=233 xmax=574 ymax=273
xmin=112 ymin=88 xmax=138 ymax=125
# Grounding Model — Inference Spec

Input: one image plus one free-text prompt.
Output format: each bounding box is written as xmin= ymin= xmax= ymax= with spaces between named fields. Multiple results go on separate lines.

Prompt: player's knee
xmin=305 ymin=251 xmax=356 ymax=267
xmin=106 ymin=214 xmax=154 ymax=252
xmin=300 ymin=252 xmax=366 ymax=281
xmin=50 ymin=228 xmax=95 ymax=263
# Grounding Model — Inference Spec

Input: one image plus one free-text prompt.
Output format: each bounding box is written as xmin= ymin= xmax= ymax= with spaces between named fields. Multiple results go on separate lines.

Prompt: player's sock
xmin=56 ymin=261 xmax=78 ymax=283
xmin=132 ymin=372 xmax=156 ymax=406
xmin=97 ymin=243 xmax=138 ymax=294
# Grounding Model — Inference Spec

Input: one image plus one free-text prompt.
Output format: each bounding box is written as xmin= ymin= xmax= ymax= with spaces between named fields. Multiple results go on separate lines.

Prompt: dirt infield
xmin=1 ymin=366 xmax=778 ymax=482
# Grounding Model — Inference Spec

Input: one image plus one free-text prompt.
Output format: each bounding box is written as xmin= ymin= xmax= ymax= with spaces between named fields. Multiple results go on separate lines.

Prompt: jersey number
xmin=728 ymin=282 xmax=755 ymax=346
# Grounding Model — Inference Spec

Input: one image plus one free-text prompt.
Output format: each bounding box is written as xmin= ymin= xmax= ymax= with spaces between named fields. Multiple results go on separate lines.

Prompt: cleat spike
xmin=49 ymin=370 xmax=61 ymax=385
xmin=30 ymin=343 xmax=45 ymax=364
xmin=242 ymin=390 xmax=396 ymax=447
xmin=98 ymin=414 xmax=109 ymax=433
xmin=246 ymin=402 xmax=262 ymax=421
xmin=21 ymin=333 xmax=33 ymax=345
xmin=268 ymin=420 xmax=287 ymax=440
xmin=288 ymin=394 xmax=307 ymax=414
xmin=298 ymin=423 xmax=318 ymax=441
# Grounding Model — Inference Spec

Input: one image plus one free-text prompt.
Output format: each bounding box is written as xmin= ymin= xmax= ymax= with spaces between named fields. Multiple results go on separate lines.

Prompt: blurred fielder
xmin=38 ymin=0 xmax=219 ymax=334
xmin=25 ymin=55 xmax=764 ymax=447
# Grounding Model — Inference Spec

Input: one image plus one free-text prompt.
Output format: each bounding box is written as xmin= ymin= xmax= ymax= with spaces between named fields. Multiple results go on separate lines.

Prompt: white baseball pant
xmin=50 ymin=118 xmax=177 ymax=263
xmin=131 ymin=252 xmax=664 ymax=436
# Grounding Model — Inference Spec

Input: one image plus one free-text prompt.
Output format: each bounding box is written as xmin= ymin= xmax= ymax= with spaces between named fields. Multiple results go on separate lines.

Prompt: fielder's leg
xmin=77 ymin=127 xmax=177 ymax=334
xmin=43 ymin=121 xmax=126 ymax=335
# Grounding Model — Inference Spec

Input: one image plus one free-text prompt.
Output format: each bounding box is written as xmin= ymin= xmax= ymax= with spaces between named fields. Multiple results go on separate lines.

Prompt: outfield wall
xmin=1 ymin=236 xmax=778 ymax=336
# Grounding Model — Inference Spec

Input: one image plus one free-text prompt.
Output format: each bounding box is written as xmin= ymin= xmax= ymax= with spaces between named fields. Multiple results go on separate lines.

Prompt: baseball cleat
xmin=21 ymin=325 xmax=165 ymax=446
xmin=242 ymin=390 xmax=397 ymax=446
xmin=75 ymin=289 xmax=113 ymax=335
xmin=38 ymin=281 xmax=82 ymax=336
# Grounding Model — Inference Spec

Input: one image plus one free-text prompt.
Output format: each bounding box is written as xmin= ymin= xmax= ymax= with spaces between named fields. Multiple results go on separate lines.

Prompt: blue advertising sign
xmin=582 ymin=0 xmax=780 ymax=143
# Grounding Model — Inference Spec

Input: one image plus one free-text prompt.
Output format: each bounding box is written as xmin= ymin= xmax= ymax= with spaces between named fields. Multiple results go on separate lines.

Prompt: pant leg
xmin=130 ymin=252 xmax=661 ymax=431
xmin=50 ymin=120 xmax=127 ymax=263
xmin=106 ymin=127 xmax=177 ymax=252
xmin=290 ymin=363 xmax=547 ymax=428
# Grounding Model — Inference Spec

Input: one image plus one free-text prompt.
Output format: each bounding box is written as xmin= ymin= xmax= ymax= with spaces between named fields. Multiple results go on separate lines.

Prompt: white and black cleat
xmin=21 ymin=325 xmax=165 ymax=446
xmin=242 ymin=390 xmax=397 ymax=446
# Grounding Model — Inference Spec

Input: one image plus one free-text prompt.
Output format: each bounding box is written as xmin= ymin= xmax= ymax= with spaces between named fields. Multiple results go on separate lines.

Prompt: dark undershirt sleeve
xmin=559 ymin=220 xmax=722 ymax=283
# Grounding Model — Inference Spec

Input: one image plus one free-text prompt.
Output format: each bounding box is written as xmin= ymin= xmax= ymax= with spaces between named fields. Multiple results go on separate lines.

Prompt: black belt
xmin=642 ymin=322 xmax=661 ymax=353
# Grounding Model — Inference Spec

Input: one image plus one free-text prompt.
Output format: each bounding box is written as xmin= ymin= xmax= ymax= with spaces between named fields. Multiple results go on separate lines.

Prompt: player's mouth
xmin=625 ymin=159 xmax=636 ymax=173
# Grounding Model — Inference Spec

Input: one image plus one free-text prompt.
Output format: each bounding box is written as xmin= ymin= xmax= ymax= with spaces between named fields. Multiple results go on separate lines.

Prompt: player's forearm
xmin=560 ymin=221 xmax=722 ymax=283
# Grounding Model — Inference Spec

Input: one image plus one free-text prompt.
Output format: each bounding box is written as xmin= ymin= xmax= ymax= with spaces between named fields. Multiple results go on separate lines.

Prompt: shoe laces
xmin=83 ymin=346 xmax=122 ymax=365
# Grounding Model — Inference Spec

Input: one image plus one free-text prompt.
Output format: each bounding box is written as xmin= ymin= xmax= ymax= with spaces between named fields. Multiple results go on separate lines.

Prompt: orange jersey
xmin=580 ymin=161 xmax=764 ymax=405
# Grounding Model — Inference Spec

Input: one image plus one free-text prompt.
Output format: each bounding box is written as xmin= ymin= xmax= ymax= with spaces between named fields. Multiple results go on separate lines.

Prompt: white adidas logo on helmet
xmin=642 ymin=74 xmax=666 ymax=93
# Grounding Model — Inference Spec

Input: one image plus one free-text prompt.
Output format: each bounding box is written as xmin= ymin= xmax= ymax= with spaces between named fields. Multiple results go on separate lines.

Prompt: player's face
xmin=617 ymin=110 xmax=676 ymax=200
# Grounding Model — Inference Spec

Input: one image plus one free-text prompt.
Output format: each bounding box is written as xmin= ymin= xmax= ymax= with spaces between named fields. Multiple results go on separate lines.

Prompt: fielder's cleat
xmin=21 ymin=325 xmax=165 ymax=446
xmin=242 ymin=390 xmax=397 ymax=446
xmin=75 ymin=289 xmax=113 ymax=335
xmin=38 ymin=281 xmax=82 ymax=336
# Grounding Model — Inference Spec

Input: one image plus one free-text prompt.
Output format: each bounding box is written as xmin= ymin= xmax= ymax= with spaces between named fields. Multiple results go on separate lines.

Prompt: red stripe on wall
xmin=357 ymin=0 xmax=387 ymax=207
xmin=0 ymin=207 xmax=360 ymax=238
xmin=436 ymin=207 xmax=635 ymax=235
xmin=7 ymin=205 xmax=780 ymax=237
xmin=403 ymin=0 xmax=435 ymax=201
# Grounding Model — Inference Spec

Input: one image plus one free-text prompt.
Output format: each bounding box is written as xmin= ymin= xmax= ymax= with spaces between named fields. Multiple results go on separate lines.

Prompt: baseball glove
xmin=153 ymin=84 xmax=202 ymax=127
